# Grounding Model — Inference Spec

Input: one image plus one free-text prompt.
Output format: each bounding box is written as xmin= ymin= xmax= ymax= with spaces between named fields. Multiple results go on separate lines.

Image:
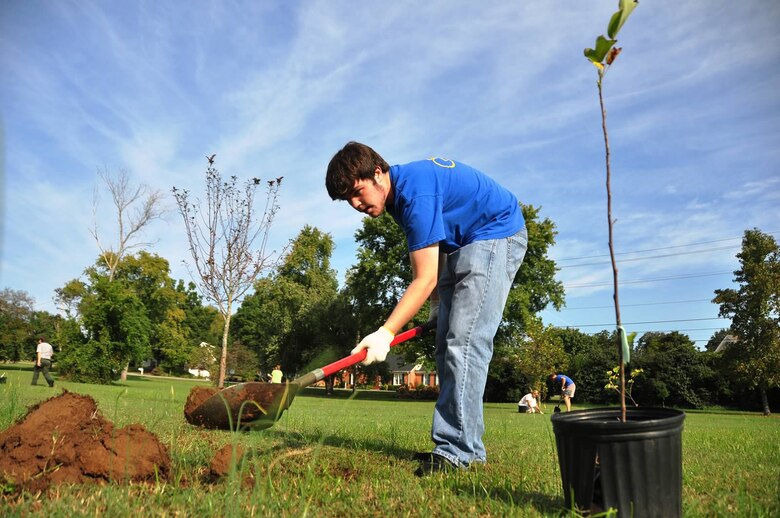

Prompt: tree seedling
xmin=584 ymin=0 xmax=639 ymax=422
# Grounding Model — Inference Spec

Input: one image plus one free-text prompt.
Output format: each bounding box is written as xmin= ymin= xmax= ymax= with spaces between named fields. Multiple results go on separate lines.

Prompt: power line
xmin=568 ymin=317 xmax=728 ymax=328
xmin=560 ymin=245 xmax=737 ymax=268
xmin=633 ymin=327 xmax=726 ymax=333
xmin=559 ymin=298 xmax=712 ymax=310
xmin=610 ymin=327 xmax=726 ymax=334
xmin=555 ymin=231 xmax=779 ymax=262
xmin=565 ymin=271 xmax=732 ymax=289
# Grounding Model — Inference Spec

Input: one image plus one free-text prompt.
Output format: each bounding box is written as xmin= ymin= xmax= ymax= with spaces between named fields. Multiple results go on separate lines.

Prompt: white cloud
xmin=1 ymin=0 xmax=777 ymax=346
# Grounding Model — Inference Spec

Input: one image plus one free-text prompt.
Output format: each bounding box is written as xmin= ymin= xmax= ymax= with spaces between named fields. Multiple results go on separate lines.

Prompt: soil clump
xmin=208 ymin=443 xmax=246 ymax=479
xmin=0 ymin=391 xmax=170 ymax=492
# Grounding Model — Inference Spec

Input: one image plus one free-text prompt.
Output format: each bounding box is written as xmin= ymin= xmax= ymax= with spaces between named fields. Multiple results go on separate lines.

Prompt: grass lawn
xmin=1 ymin=364 xmax=778 ymax=517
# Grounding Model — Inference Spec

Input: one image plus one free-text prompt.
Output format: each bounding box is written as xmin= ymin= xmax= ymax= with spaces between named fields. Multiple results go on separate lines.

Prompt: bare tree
xmin=91 ymin=168 xmax=166 ymax=281
xmin=90 ymin=167 xmax=166 ymax=380
xmin=173 ymin=156 xmax=283 ymax=388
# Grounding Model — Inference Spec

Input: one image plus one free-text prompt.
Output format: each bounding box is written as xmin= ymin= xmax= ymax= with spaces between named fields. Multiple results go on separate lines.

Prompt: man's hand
xmin=351 ymin=326 xmax=394 ymax=365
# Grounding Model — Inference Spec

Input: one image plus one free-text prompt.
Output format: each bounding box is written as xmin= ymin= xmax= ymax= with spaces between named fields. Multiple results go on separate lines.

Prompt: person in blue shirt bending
xmin=551 ymin=373 xmax=576 ymax=412
xmin=326 ymin=142 xmax=527 ymax=475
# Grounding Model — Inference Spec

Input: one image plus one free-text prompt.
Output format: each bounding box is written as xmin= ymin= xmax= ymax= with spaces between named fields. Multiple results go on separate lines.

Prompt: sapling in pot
xmin=583 ymin=0 xmax=638 ymax=422
xmin=551 ymin=4 xmax=687 ymax=516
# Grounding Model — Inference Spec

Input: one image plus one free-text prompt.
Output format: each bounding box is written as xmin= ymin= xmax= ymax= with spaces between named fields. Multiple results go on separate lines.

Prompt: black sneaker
xmin=412 ymin=451 xmax=434 ymax=461
xmin=415 ymin=453 xmax=457 ymax=476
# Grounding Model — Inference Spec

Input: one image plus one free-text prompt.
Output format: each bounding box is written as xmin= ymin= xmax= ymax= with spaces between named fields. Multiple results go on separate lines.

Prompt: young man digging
xmin=326 ymin=142 xmax=527 ymax=475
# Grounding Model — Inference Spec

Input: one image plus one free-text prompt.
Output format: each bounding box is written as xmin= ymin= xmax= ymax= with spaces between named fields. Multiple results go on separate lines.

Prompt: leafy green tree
xmin=57 ymin=271 xmax=151 ymax=383
xmin=55 ymin=252 xmax=198 ymax=382
xmin=233 ymin=226 xmax=339 ymax=374
xmin=189 ymin=341 xmax=218 ymax=375
xmin=488 ymin=317 xmax=567 ymax=402
xmin=343 ymin=212 xmax=411 ymax=333
xmin=0 ymin=288 xmax=36 ymax=361
xmin=115 ymin=252 xmax=190 ymax=372
xmin=705 ymin=329 xmax=731 ymax=352
xmin=558 ymin=328 xmax=619 ymax=404
xmin=0 ymin=289 xmax=63 ymax=362
xmin=500 ymin=205 xmax=565 ymax=340
xmin=176 ymin=280 xmax=222 ymax=367
xmin=632 ymin=332 xmax=713 ymax=408
xmin=226 ymin=341 xmax=260 ymax=381
xmin=698 ymin=348 xmax=740 ymax=408
xmin=713 ymin=228 xmax=780 ymax=415
xmin=29 ymin=310 xmax=67 ymax=358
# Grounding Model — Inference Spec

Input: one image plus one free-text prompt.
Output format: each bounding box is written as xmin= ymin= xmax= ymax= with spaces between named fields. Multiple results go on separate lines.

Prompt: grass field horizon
xmin=1 ymin=364 xmax=778 ymax=517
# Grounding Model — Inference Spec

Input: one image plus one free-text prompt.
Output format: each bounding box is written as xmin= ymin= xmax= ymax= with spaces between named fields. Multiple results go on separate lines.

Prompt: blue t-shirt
xmin=387 ymin=158 xmax=524 ymax=253
xmin=555 ymin=374 xmax=574 ymax=387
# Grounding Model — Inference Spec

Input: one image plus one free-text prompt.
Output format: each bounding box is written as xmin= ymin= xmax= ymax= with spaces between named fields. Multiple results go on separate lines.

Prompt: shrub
xmin=57 ymin=339 xmax=123 ymax=384
xmin=396 ymin=384 xmax=439 ymax=400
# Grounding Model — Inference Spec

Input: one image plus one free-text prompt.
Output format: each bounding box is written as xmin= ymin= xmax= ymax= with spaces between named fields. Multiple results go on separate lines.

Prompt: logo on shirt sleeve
xmin=429 ymin=157 xmax=455 ymax=169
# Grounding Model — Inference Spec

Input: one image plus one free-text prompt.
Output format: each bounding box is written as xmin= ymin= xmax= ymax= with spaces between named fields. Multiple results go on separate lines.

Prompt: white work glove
xmin=351 ymin=326 xmax=394 ymax=365
xmin=428 ymin=300 xmax=440 ymax=326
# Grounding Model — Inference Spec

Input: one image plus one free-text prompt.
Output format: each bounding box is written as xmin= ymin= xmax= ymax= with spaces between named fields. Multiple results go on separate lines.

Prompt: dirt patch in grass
xmin=208 ymin=443 xmax=246 ymax=478
xmin=0 ymin=391 xmax=170 ymax=492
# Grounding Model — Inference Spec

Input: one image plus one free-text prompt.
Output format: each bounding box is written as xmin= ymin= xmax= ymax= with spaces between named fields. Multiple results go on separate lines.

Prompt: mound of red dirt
xmin=0 ymin=391 xmax=170 ymax=492
xmin=208 ymin=443 xmax=246 ymax=478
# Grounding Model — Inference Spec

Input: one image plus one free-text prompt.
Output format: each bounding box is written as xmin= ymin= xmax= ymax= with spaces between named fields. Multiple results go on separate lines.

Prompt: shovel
xmin=185 ymin=323 xmax=433 ymax=430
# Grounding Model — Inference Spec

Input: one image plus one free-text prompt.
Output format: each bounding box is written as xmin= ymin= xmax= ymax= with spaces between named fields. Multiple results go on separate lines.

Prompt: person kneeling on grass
xmin=518 ymin=390 xmax=543 ymax=414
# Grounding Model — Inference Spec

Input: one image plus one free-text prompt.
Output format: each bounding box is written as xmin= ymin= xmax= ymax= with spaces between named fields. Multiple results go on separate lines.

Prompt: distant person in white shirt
xmin=518 ymin=390 xmax=543 ymax=414
xmin=31 ymin=337 xmax=55 ymax=387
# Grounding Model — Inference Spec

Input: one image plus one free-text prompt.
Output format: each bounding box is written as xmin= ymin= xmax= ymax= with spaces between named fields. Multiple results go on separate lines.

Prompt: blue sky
xmin=2 ymin=1 xmax=778 ymax=348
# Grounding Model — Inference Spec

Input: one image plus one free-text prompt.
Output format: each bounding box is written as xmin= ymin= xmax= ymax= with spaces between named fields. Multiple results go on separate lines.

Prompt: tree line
xmin=1 ymin=165 xmax=777 ymax=413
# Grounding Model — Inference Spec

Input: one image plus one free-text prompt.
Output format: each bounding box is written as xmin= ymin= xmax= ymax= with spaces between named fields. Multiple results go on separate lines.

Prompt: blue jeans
xmin=432 ymin=227 xmax=527 ymax=466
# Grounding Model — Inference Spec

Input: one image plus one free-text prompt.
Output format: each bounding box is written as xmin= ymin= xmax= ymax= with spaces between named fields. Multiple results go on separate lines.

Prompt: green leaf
xmin=618 ymin=325 xmax=631 ymax=363
xmin=584 ymin=35 xmax=616 ymax=65
xmin=607 ymin=0 xmax=638 ymax=39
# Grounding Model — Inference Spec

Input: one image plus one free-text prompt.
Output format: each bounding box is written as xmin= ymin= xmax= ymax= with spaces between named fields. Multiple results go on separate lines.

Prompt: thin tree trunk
xmin=760 ymin=386 xmax=771 ymax=416
xmin=599 ymin=73 xmax=627 ymax=422
xmin=218 ymin=313 xmax=231 ymax=389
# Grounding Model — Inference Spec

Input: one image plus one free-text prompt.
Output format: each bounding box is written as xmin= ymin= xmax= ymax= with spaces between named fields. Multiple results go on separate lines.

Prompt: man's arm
xmin=350 ymin=244 xmax=440 ymax=365
xmin=382 ymin=244 xmax=440 ymax=334
xmin=36 ymin=350 xmax=42 ymax=367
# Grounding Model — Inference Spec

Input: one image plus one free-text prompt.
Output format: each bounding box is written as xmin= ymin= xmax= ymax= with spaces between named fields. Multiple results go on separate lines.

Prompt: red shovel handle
xmin=318 ymin=322 xmax=433 ymax=379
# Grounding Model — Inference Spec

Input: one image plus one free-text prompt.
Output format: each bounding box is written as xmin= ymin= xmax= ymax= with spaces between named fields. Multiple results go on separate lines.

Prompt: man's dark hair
xmin=325 ymin=141 xmax=390 ymax=200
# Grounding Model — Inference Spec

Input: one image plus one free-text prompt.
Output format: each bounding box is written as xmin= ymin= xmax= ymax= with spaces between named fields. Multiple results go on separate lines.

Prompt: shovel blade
xmin=185 ymin=382 xmax=299 ymax=430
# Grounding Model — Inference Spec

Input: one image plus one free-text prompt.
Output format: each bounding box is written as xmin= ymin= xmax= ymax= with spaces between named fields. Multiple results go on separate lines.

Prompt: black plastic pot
xmin=551 ymin=407 xmax=685 ymax=517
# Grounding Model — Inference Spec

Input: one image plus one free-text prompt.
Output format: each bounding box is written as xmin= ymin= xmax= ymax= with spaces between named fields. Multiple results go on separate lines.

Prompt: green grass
xmin=1 ymin=364 xmax=778 ymax=517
